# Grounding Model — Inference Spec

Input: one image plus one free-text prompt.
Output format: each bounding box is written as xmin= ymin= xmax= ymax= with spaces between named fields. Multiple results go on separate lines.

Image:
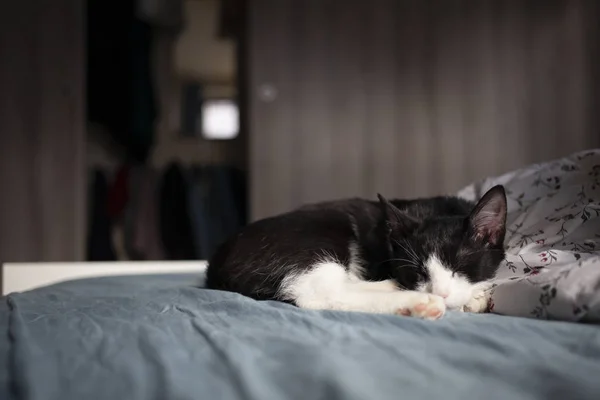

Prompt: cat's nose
xmin=439 ymin=292 xmax=449 ymax=299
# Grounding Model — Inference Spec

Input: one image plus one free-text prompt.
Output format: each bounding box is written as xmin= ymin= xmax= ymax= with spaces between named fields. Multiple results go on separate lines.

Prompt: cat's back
xmin=206 ymin=199 xmax=376 ymax=297
xmin=391 ymin=196 xmax=474 ymax=219
xmin=210 ymin=198 xmax=378 ymax=262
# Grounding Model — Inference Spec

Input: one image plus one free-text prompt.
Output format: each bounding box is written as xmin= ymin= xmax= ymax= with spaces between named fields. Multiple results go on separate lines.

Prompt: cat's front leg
xmin=463 ymin=283 xmax=493 ymax=313
xmin=287 ymin=262 xmax=446 ymax=319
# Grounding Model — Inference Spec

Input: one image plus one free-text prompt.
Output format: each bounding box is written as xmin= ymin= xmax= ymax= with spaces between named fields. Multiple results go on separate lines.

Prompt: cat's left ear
xmin=467 ymin=185 xmax=507 ymax=247
xmin=377 ymin=194 xmax=418 ymax=234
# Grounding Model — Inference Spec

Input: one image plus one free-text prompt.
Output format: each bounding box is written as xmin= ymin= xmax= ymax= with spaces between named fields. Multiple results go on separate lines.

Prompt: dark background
xmin=0 ymin=0 xmax=599 ymax=263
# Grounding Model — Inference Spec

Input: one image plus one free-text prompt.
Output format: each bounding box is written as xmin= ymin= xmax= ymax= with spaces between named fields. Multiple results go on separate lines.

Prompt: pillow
xmin=458 ymin=149 xmax=600 ymax=323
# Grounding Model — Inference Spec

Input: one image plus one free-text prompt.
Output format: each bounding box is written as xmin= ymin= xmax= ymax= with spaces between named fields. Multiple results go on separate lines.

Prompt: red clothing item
xmin=107 ymin=165 xmax=130 ymax=219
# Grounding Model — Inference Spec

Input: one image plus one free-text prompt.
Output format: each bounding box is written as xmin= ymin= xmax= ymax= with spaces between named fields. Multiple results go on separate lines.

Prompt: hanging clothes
xmin=231 ymin=167 xmax=248 ymax=227
xmin=126 ymin=165 xmax=165 ymax=260
xmin=186 ymin=165 xmax=248 ymax=260
xmin=87 ymin=169 xmax=116 ymax=261
xmin=186 ymin=166 xmax=212 ymax=260
xmin=85 ymin=162 xmax=247 ymax=262
xmin=124 ymin=165 xmax=146 ymax=260
xmin=135 ymin=167 xmax=165 ymax=260
xmin=106 ymin=165 xmax=132 ymax=261
xmin=159 ymin=162 xmax=196 ymax=260
xmin=107 ymin=165 xmax=130 ymax=219
xmin=210 ymin=166 xmax=240 ymax=238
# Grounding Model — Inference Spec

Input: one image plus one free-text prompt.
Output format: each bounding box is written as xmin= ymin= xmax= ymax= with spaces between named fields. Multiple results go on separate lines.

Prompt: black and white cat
xmin=206 ymin=185 xmax=507 ymax=320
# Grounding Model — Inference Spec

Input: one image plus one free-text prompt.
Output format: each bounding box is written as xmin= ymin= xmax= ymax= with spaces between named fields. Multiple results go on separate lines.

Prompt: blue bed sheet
xmin=1 ymin=274 xmax=599 ymax=400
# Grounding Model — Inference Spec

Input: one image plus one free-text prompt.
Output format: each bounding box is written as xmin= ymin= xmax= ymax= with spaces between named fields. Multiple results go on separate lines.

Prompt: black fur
xmin=206 ymin=186 xmax=507 ymax=303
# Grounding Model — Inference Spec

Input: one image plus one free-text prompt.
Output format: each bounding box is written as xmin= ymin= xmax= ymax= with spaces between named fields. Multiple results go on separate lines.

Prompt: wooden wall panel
xmin=0 ymin=1 xmax=86 ymax=262
xmin=248 ymin=0 xmax=296 ymax=219
xmin=248 ymin=0 xmax=600 ymax=221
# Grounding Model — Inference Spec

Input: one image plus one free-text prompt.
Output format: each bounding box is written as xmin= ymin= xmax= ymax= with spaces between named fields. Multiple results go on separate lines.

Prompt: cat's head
xmin=377 ymin=185 xmax=507 ymax=310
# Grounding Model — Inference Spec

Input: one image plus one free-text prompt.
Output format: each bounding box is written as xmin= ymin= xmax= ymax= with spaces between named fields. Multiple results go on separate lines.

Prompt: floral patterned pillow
xmin=458 ymin=149 xmax=600 ymax=322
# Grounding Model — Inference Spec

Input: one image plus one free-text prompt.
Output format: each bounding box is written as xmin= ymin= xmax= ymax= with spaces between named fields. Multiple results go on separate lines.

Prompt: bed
xmin=2 ymin=273 xmax=600 ymax=400
xmin=2 ymin=150 xmax=600 ymax=400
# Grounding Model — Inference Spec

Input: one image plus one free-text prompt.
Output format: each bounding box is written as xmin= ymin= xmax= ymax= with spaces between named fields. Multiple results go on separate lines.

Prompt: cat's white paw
xmin=463 ymin=289 xmax=491 ymax=313
xmin=395 ymin=294 xmax=446 ymax=320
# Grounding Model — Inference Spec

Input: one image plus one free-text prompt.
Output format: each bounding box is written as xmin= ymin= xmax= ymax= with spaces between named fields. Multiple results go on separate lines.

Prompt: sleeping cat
xmin=206 ymin=185 xmax=507 ymax=320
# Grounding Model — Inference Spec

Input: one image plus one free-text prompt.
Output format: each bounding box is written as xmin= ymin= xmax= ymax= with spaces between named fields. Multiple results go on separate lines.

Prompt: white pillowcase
xmin=458 ymin=149 xmax=600 ymax=322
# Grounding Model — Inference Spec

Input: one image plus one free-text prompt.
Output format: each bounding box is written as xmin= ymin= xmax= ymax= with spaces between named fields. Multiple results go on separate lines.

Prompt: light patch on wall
xmin=201 ymin=99 xmax=239 ymax=140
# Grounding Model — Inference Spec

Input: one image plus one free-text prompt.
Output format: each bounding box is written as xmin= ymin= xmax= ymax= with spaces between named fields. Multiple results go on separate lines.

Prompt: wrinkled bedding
xmin=1 ymin=274 xmax=600 ymax=400
xmin=458 ymin=149 xmax=600 ymax=322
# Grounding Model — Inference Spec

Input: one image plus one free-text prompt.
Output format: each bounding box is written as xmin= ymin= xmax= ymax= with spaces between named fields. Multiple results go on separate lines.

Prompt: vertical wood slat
xmin=432 ymin=1 xmax=470 ymax=194
xmin=493 ymin=0 xmax=527 ymax=173
xmin=248 ymin=0 xmax=295 ymax=219
xmin=294 ymin=0 xmax=333 ymax=206
xmin=366 ymin=0 xmax=398 ymax=198
xmin=0 ymin=0 xmax=85 ymax=262
xmin=248 ymin=0 xmax=600 ymax=221
xmin=560 ymin=0 xmax=592 ymax=153
xmin=401 ymin=0 xmax=436 ymax=197
xmin=328 ymin=0 xmax=369 ymax=201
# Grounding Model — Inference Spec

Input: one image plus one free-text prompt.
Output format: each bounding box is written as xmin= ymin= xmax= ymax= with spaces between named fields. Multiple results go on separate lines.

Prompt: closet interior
xmin=86 ymin=0 xmax=246 ymax=262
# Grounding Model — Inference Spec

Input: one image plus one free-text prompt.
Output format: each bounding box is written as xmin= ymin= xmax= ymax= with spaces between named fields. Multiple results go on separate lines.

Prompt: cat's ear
xmin=377 ymin=194 xmax=418 ymax=234
xmin=467 ymin=185 xmax=507 ymax=247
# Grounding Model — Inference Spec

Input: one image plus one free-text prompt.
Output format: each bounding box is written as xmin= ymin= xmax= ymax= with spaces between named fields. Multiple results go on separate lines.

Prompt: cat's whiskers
xmin=390 ymin=258 xmax=419 ymax=267
xmin=381 ymin=258 xmax=421 ymax=270
xmin=392 ymin=239 xmax=421 ymax=267
xmin=394 ymin=239 xmax=418 ymax=260
xmin=373 ymin=257 xmax=417 ymax=270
